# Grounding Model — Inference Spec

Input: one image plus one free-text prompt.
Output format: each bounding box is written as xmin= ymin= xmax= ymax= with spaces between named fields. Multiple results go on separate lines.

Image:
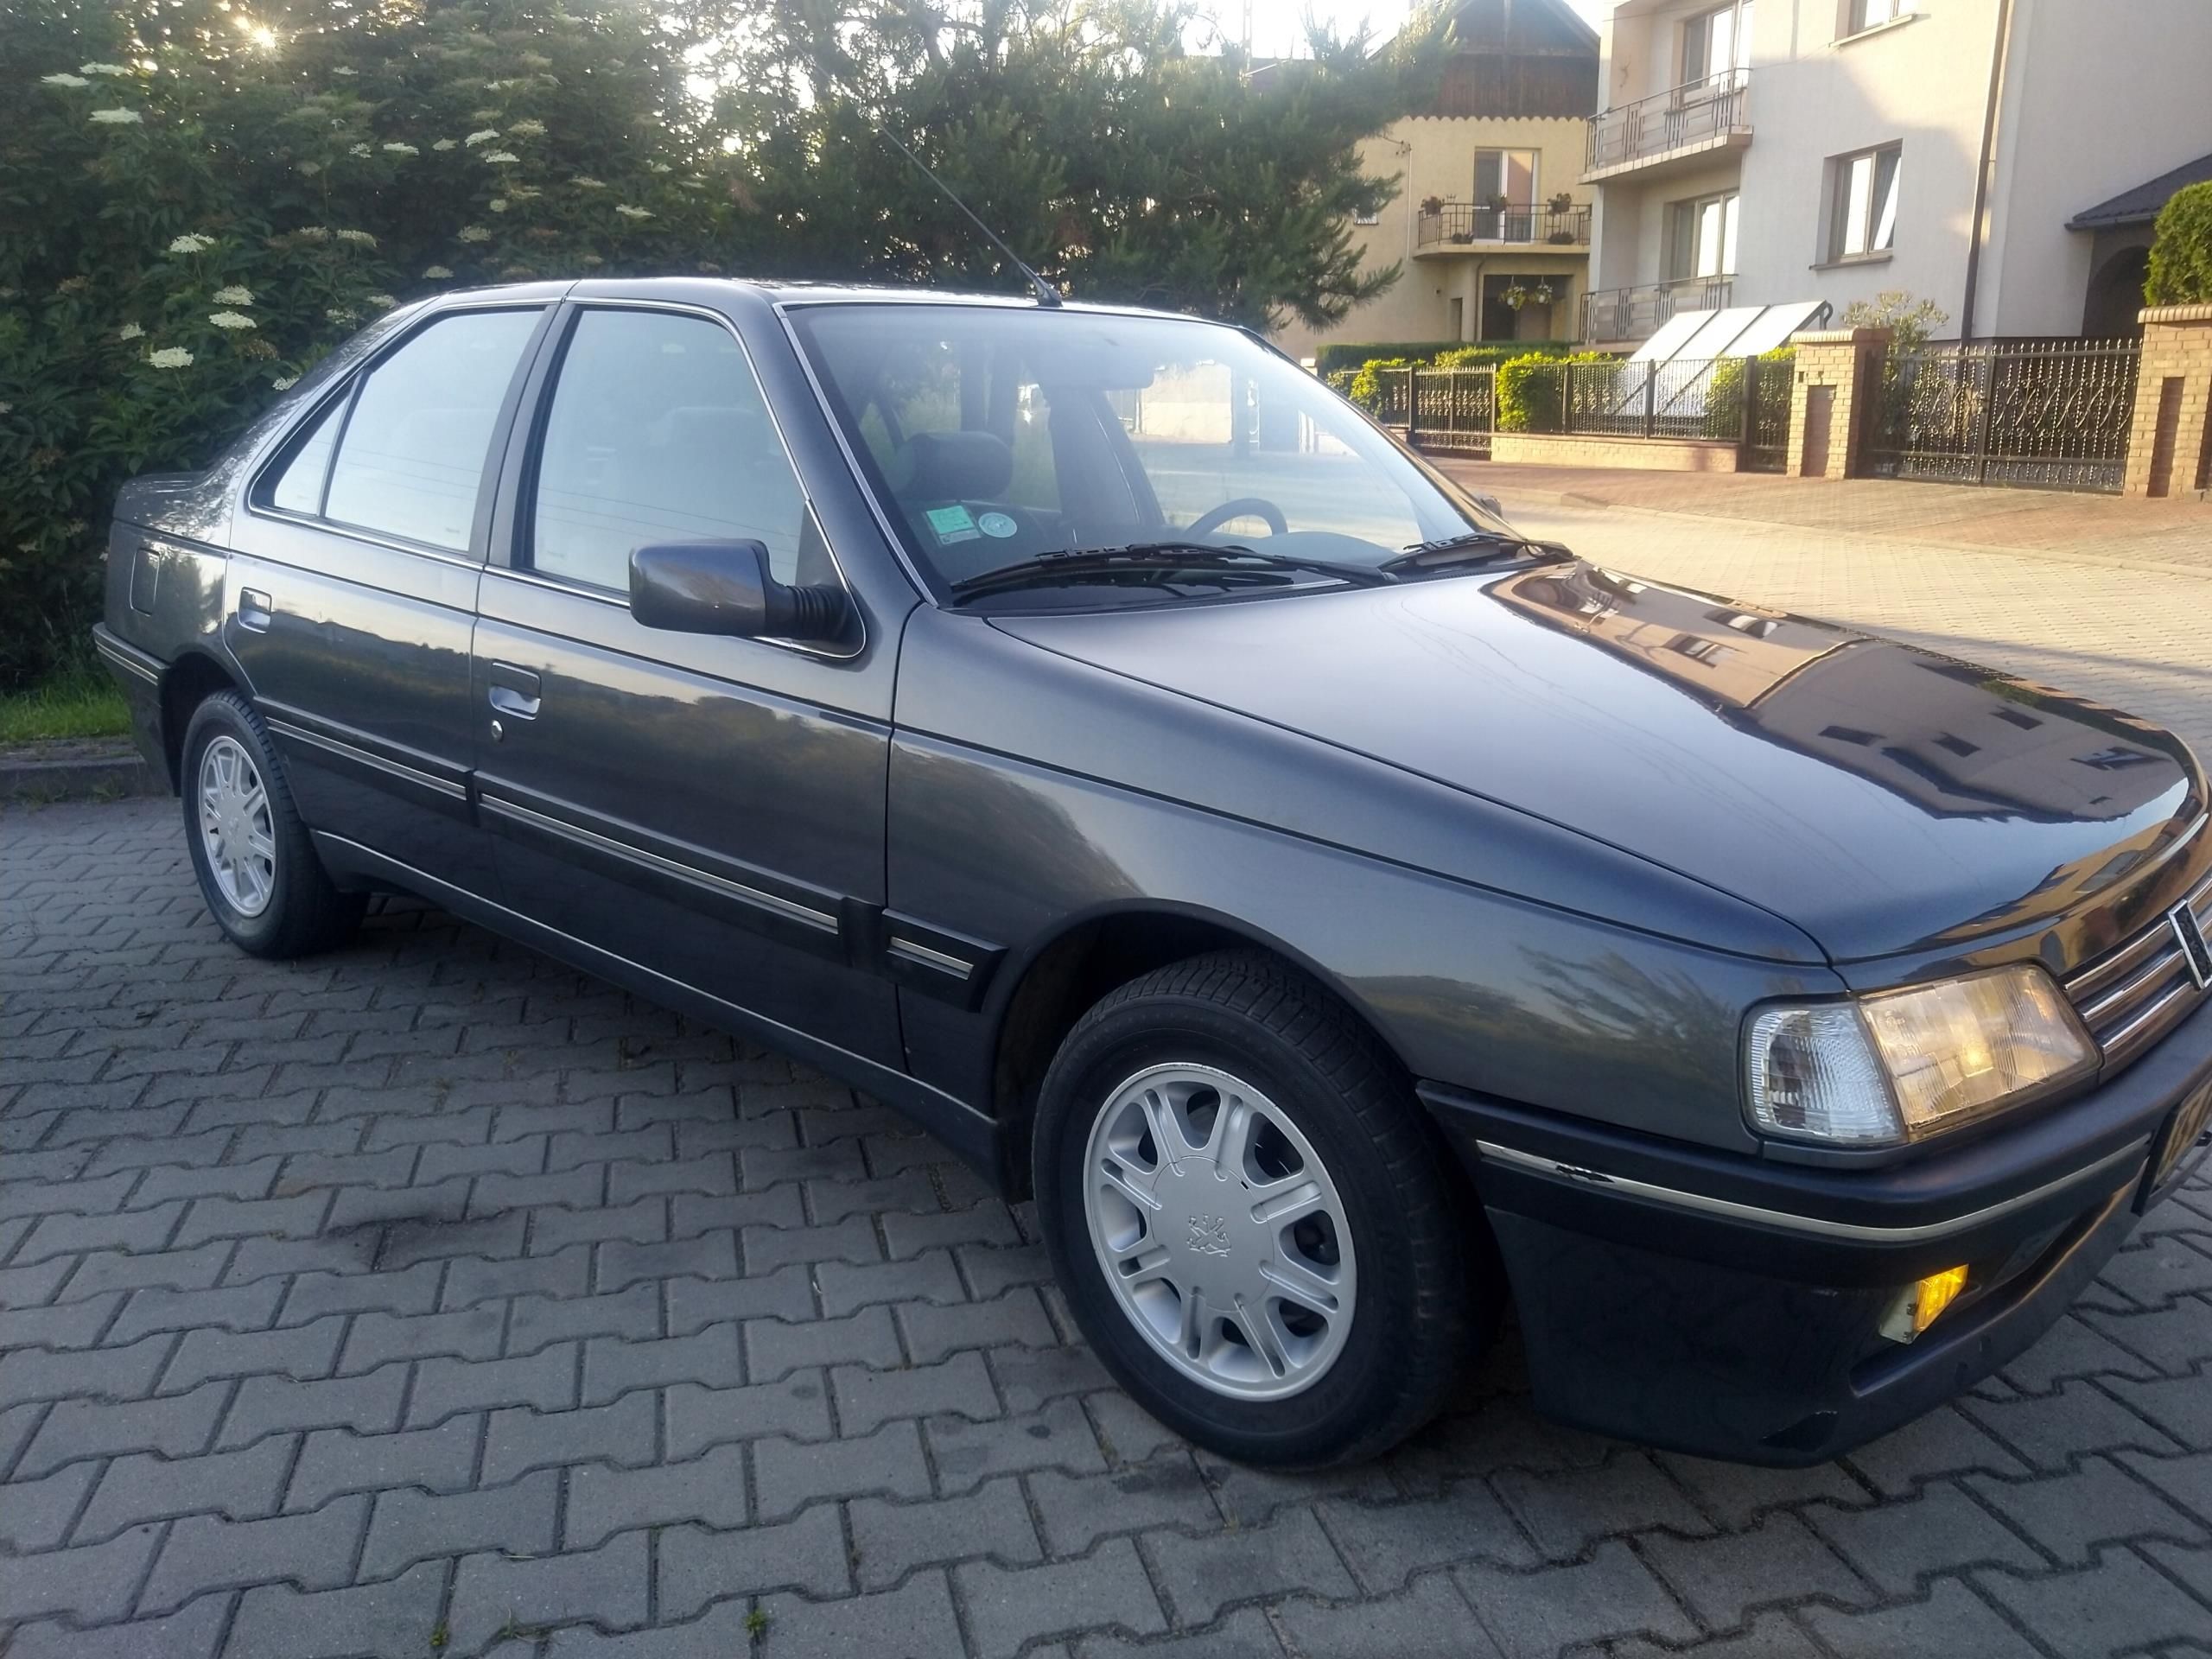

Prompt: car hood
xmin=991 ymin=562 xmax=2206 ymax=963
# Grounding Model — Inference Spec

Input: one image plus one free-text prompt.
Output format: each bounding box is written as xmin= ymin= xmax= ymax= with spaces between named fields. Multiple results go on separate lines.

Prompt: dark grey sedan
xmin=96 ymin=279 xmax=2212 ymax=1467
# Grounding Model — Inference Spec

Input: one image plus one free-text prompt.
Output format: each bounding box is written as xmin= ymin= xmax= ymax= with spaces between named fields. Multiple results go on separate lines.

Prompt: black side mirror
xmin=628 ymin=540 xmax=852 ymax=645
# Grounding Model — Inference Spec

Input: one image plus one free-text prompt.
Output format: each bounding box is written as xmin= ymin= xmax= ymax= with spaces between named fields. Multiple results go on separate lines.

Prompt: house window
xmin=1845 ymin=0 xmax=1912 ymax=34
xmin=1669 ymin=191 xmax=1739 ymax=279
xmin=1827 ymin=143 xmax=1900 ymax=262
xmin=1354 ymin=209 xmax=1379 ymax=226
xmin=1683 ymin=1 xmax=1754 ymax=88
xmin=1473 ymin=149 xmax=1538 ymax=239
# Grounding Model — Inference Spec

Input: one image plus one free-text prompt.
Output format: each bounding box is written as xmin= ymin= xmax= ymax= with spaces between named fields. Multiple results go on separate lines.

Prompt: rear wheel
xmin=1034 ymin=950 xmax=1481 ymax=1466
xmin=181 ymin=691 xmax=365 ymax=958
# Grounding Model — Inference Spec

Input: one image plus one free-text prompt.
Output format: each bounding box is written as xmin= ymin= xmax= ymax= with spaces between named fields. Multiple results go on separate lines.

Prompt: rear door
xmin=471 ymin=298 xmax=905 ymax=1065
xmin=230 ymin=301 xmax=556 ymax=893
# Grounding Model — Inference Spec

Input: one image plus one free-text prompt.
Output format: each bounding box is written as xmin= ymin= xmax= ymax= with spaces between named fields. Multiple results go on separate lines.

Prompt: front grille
xmin=2064 ymin=865 xmax=2212 ymax=1070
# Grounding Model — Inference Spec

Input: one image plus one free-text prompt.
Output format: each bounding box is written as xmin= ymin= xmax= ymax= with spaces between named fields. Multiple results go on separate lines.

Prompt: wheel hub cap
xmin=1081 ymin=1063 xmax=1357 ymax=1401
xmin=197 ymin=734 xmax=276 ymax=918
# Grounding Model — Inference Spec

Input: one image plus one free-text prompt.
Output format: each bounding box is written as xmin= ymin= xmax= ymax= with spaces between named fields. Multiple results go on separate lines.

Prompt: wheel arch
xmin=157 ymin=649 xmax=250 ymax=792
xmin=985 ymin=899 xmax=1408 ymax=1198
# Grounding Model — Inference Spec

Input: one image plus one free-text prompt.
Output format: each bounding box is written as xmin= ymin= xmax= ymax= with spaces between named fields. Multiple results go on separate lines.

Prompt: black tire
xmin=180 ymin=690 xmax=365 ymax=958
xmin=1033 ymin=950 xmax=1483 ymax=1467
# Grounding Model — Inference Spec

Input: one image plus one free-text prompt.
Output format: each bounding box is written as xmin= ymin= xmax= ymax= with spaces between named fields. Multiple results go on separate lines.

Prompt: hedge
xmin=2146 ymin=181 xmax=2212 ymax=308
xmin=1312 ymin=337 xmax=1576 ymax=376
xmin=1493 ymin=350 xmax=1617 ymax=432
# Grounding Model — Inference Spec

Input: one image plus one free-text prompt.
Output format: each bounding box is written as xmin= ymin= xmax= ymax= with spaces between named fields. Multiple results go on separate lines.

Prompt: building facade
xmin=1580 ymin=0 xmax=2212 ymax=347
xmin=1270 ymin=0 xmax=1599 ymax=363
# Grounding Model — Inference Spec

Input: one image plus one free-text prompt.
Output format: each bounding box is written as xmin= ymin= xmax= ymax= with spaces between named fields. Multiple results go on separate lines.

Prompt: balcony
xmin=1580 ymin=276 xmax=1732 ymax=345
xmin=1583 ymin=72 xmax=1751 ymax=183
xmin=1415 ymin=202 xmax=1592 ymax=253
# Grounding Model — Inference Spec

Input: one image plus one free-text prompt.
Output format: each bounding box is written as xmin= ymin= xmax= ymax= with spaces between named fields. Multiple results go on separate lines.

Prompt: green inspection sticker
xmin=925 ymin=505 xmax=981 ymax=543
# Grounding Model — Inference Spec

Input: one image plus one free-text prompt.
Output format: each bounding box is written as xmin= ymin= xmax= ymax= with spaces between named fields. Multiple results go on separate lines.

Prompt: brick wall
xmin=1488 ymin=432 xmax=1743 ymax=471
xmin=2124 ymin=303 xmax=2212 ymax=498
xmin=1785 ymin=328 xmax=1889 ymax=480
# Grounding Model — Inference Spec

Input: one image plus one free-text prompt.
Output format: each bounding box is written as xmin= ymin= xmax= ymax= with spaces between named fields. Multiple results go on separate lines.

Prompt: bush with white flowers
xmin=1 ymin=0 xmax=727 ymax=688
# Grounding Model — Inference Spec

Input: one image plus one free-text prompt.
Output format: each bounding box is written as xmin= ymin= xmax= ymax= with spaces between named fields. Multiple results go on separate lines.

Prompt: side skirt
xmin=311 ymin=830 xmax=1006 ymax=1184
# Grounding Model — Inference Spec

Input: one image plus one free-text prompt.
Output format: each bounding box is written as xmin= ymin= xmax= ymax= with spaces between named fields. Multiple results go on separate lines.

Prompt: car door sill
xmin=309 ymin=830 xmax=1004 ymax=1181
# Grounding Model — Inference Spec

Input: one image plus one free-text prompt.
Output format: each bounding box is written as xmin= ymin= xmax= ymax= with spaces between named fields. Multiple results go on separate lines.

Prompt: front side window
xmin=790 ymin=304 xmax=1500 ymax=603
xmin=1828 ymin=143 xmax=1901 ymax=261
xmin=527 ymin=309 xmax=811 ymax=592
xmin=322 ymin=308 xmax=542 ymax=551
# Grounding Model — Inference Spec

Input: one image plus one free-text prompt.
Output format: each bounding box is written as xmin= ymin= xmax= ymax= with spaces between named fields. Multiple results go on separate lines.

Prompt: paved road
xmin=6 ymin=496 xmax=2212 ymax=1657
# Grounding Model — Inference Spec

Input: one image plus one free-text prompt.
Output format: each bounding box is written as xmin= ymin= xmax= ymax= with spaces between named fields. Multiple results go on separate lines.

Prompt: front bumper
xmin=1424 ymin=991 xmax=2212 ymax=1465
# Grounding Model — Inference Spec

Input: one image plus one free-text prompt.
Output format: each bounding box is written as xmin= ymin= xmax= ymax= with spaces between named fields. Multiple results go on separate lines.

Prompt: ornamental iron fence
xmin=1866 ymin=339 xmax=2140 ymax=493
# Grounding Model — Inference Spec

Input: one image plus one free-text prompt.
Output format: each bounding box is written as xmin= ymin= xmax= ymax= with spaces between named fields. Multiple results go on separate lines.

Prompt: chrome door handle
xmin=237 ymin=588 xmax=273 ymax=632
xmin=486 ymin=663 xmax=541 ymax=720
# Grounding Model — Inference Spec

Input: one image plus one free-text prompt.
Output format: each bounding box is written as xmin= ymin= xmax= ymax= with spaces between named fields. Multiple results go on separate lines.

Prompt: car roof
xmin=423 ymin=274 xmax=1223 ymax=327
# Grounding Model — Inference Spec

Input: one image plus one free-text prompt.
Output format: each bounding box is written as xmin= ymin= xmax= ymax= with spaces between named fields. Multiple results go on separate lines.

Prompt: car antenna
xmin=878 ymin=126 xmax=1061 ymax=308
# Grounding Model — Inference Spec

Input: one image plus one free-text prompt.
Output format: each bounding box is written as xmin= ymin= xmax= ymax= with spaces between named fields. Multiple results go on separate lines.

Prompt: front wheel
xmin=181 ymin=690 xmax=365 ymax=959
xmin=1033 ymin=951 xmax=1480 ymax=1467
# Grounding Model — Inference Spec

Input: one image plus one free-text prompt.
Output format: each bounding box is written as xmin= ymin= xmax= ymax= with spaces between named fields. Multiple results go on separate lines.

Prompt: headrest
xmin=887 ymin=429 xmax=1013 ymax=501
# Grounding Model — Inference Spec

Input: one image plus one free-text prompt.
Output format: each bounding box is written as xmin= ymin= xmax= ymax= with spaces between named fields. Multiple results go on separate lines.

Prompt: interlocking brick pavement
xmin=7 ymin=494 xmax=2212 ymax=1656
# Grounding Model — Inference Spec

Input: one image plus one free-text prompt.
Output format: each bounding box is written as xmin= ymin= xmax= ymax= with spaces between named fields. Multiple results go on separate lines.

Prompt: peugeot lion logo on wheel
xmin=1188 ymin=1217 xmax=1232 ymax=1256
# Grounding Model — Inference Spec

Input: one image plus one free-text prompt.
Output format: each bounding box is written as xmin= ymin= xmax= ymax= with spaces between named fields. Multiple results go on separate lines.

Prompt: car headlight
xmin=1745 ymin=965 xmax=2096 ymax=1147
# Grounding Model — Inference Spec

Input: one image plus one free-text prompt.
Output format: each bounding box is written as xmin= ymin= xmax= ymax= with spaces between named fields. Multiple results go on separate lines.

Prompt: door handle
xmin=486 ymin=663 xmax=541 ymax=720
xmin=237 ymin=588 xmax=273 ymax=632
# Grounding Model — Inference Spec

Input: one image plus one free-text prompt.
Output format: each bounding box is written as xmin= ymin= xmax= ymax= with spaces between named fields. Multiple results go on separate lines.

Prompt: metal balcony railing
xmin=1585 ymin=71 xmax=1750 ymax=175
xmin=1580 ymin=276 xmax=1732 ymax=343
xmin=1415 ymin=203 xmax=1592 ymax=250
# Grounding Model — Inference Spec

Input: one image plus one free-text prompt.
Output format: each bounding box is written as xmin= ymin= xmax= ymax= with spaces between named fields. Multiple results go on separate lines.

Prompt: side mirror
xmin=628 ymin=540 xmax=852 ymax=645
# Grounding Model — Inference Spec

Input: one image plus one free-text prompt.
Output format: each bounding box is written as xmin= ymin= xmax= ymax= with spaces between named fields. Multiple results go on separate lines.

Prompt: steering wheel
xmin=1184 ymin=496 xmax=1288 ymax=540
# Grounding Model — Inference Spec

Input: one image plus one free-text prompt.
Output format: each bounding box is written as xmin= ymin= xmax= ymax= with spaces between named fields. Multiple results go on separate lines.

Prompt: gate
xmin=1380 ymin=366 xmax=1495 ymax=457
xmin=1866 ymin=340 xmax=2139 ymax=493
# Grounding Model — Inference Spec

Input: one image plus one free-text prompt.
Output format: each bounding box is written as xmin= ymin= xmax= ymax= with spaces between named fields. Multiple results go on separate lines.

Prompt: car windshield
xmin=787 ymin=302 xmax=1513 ymax=602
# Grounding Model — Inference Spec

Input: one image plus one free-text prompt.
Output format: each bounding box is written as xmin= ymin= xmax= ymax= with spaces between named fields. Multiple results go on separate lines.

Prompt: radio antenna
xmin=879 ymin=127 xmax=1061 ymax=308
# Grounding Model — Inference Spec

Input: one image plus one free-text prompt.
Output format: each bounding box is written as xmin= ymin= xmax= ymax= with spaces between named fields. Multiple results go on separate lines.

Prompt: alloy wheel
xmin=197 ymin=734 xmax=276 ymax=917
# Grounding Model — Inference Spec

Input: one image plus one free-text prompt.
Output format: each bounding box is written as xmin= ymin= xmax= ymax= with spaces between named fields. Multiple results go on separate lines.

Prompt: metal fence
xmin=1866 ymin=339 xmax=2141 ymax=493
xmin=1372 ymin=366 xmax=1497 ymax=456
xmin=1505 ymin=356 xmax=1763 ymax=442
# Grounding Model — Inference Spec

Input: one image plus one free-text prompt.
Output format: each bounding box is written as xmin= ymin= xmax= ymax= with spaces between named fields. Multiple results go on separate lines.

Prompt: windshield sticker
xmin=977 ymin=512 xmax=1018 ymax=538
xmin=925 ymin=505 xmax=980 ymax=543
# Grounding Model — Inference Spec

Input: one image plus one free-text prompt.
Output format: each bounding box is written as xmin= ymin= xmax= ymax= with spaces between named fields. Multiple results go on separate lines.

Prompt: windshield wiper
xmin=1379 ymin=529 xmax=1560 ymax=575
xmin=948 ymin=542 xmax=1396 ymax=603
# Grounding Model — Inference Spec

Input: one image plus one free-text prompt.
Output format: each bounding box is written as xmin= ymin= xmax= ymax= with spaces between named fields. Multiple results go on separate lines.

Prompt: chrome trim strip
xmin=92 ymin=632 xmax=161 ymax=686
xmin=2102 ymin=979 xmax=2204 ymax=1061
xmin=887 ymin=938 xmax=973 ymax=979
xmin=1472 ymin=1138 xmax=2145 ymax=1243
xmin=477 ymin=791 xmax=839 ymax=935
xmin=262 ymin=717 xmax=467 ymax=801
xmin=2078 ymin=946 xmax=2187 ymax=1027
xmin=2068 ymin=829 xmax=2212 ymax=1001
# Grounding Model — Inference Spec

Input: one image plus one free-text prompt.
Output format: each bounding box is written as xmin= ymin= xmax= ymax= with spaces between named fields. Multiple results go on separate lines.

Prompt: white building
xmin=1580 ymin=0 xmax=2212 ymax=347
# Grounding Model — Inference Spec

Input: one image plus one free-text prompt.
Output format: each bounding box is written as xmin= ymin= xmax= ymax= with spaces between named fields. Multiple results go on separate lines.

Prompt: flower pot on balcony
xmin=1548 ymin=192 xmax=1573 ymax=213
xmin=1419 ymin=196 xmax=1445 ymax=216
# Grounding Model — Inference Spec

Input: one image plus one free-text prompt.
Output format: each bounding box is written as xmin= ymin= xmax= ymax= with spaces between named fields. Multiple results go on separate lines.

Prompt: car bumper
xmin=91 ymin=624 xmax=173 ymax=790
xmin=1421 ymin=991 xmax=2212 ymax=1465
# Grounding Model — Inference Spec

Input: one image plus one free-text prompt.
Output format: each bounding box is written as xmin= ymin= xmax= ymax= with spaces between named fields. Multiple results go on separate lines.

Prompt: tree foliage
xmin=2145 ymin=181 xmax=2212 ymax=308
xmin=0 ymin=0 xmax=1440 ymax=689
xmin=1837 ymin=289 xmax=1948 ymax=353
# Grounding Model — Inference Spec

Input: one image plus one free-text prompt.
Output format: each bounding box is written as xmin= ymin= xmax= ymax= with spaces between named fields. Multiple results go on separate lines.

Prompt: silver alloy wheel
xmin=197 ymin=734 xmax=276 ymax=918
xmin=1081 ymin=1062 xmax=1357 ymax=1400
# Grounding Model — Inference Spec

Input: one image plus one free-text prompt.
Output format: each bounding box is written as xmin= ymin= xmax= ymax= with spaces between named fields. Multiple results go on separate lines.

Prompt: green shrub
xmin=1312 ymin=338 xmax=1575 ymax=376
xmin=1344 ymin=357 xmax=1412 ymax=408
xmin=1702 ymin=346 xmax=1795 ymax=439
xmin=1494 ymin=350 xmax=1614 ymax=432
xmin=2146 ymin=181 xmax=2212 ymax=307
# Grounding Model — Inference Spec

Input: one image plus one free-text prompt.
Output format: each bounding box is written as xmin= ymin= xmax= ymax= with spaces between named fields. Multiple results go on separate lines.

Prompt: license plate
xmin=2145 ymin=1077 xmax=2212 ymax=1208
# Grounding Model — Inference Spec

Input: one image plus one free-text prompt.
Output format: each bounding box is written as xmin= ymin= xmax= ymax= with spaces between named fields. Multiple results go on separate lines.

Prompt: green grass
xmin=0 ymin=663 xmax=132 ymax=744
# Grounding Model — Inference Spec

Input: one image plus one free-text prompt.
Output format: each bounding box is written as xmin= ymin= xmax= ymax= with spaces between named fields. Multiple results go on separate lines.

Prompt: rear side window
xmin=322 ymin=308 xmax=542 ymax=551
xmin=264 ymin=398 xmax=343 ymax=516
xmin=528 ymin=308 xmax=810 ymax=590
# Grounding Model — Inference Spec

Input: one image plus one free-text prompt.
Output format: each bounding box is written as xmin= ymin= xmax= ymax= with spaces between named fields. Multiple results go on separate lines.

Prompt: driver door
xmin=472 ymin=301 xmax=902 ymax=1065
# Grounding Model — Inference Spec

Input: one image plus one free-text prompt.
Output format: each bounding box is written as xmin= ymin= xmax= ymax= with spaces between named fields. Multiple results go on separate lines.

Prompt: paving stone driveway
xmin=8 ymin=499 xmax=2212 ymax=1657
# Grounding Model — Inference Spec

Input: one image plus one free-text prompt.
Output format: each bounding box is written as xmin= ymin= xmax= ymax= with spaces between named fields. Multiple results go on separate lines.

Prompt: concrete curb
xmin=0 ymin=740 xmax=167 ymax=805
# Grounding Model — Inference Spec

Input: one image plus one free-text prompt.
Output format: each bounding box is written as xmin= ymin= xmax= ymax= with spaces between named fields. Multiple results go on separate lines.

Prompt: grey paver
xmin=137 ymin=1494 xmax=370 ymax=1615
xmin=448 ymin=1530 xmax=652 ymax=1651
xmin=658 ymin=1504 xmax=851 ymax=1616
xmin=753 ymin=1420 xmax=932 ymax=1517
xmin=481 ymin=1392 xmax=658 ymax=1484
xmin=957 ymin=1539 xmax=1168 ymax=1659
xmin=1456 ymin=1541 xmax=1700 ymax=1659
xmin=224 ymin=1560 xmax=448 ymax=1659
xmin=1145 ymin=1503 xmax=1358 ymax=1624
xmin=849 ymin=1477 xmax=1044 ymax=1588
xmin=358 ymin=1467 xmax=560 ymax=1577
xmin=565 ymin=1441 xmax=751 ymax=1547
xmin=76 ymin=1435 xmax=295 ymax=1541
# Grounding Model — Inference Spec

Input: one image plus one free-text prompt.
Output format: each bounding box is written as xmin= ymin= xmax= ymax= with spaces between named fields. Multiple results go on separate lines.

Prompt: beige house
xmin=1270 ymin=0 xmax=1600 ymax=362
xmin=1581 ymin=0 xmax=2212 ymax=347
